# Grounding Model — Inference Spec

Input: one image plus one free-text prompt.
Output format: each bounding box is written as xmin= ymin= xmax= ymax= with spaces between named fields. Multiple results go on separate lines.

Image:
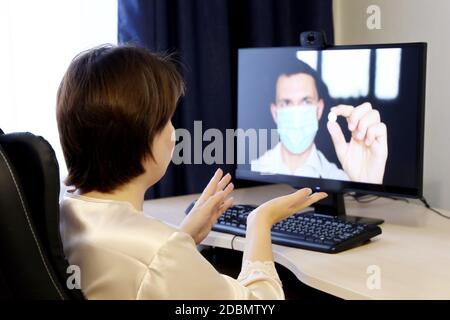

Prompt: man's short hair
xmin=56 ymin=44 xmax=184 ymax=193
xmin=275 ymin=59 xmax=329 ymax=101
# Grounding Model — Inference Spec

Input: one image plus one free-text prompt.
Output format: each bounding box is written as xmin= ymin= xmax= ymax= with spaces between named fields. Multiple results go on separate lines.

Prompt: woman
xmin=57 ymin=44 xmax=327 ymax=299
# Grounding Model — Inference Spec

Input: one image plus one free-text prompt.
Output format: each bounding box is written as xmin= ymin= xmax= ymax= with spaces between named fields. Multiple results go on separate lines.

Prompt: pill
xmin=328 ymin=111 xmax=337 ymax=122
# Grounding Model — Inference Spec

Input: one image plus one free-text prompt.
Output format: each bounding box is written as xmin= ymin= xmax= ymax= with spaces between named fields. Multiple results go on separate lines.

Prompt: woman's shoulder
xmin=60 ymin=194 xmax=179 ymax=265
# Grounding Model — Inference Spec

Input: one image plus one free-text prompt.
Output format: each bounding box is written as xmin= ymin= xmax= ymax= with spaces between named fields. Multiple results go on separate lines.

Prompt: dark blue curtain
xmin=118 ymin=0 xmax=334 ymax=199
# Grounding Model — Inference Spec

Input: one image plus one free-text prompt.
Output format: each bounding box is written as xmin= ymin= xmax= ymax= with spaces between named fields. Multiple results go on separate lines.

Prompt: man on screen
xmin=251 ymin=61 xmax=388 ymax=184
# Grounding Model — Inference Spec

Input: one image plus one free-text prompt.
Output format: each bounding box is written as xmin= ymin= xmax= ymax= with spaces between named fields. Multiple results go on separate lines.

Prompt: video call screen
xmin=237 ymin=44 xmax=425 ymax=190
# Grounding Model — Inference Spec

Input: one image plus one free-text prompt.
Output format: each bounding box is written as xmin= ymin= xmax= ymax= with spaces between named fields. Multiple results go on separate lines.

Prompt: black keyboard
xmin=186 ymin=203 xmax=382 ymax=254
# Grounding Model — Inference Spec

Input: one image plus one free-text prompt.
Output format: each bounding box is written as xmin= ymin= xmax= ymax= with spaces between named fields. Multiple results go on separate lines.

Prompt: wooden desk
xmin=143 ymin=184 xmax=450 ymax=300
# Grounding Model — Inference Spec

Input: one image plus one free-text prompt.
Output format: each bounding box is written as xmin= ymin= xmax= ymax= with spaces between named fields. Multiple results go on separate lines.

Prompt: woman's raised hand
xmin=179 ymin=169 xmax=234 ymax=244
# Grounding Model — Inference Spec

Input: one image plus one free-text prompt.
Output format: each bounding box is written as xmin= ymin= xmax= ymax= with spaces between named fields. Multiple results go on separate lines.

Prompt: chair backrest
xmin=0 ymin=130 xmax=84 ymax=299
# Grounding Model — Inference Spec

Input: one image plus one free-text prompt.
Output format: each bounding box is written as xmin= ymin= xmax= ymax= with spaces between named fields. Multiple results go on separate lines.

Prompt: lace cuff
xmin=237 ymin=260 xmax=282 ymax=286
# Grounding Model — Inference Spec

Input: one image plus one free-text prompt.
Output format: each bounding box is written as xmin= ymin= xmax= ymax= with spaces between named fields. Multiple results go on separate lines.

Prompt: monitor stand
xmin=306 ymin=192 xmax=384 ymax=226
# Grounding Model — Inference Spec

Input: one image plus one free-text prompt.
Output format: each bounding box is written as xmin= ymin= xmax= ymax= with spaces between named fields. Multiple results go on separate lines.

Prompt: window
xmin=321 ymin=49 xmax=371 ymax=99
xmin=375 ymin=48 xmax=402 ymax=99
xmin=296 ymin=50 xmax=318 ymax=70
xmin=0 ymin=0 xmax=118 ymax=181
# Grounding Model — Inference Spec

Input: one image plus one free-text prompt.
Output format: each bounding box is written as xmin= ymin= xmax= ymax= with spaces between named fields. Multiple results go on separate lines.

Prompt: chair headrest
xmin=0 ymin=131 xmax=83 ymax=299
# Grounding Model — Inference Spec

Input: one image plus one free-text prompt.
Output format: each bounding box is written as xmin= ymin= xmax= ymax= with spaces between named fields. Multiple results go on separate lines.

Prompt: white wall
xmin=333 ymin=0 xmax=450 ymax=209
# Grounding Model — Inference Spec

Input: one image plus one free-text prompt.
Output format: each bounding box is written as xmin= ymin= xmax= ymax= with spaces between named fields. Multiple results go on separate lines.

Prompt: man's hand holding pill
xmin=326 ymin=102 xmax=388 ymax=184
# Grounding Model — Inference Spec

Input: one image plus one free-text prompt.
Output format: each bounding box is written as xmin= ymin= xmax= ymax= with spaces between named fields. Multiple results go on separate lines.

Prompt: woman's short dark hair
xmin=56 ymin=44 xmax=184 ymax=193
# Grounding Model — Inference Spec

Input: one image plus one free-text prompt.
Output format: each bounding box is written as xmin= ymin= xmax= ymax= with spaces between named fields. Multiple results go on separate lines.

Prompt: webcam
xmin=300 ymin=31 xmax=328 ymax=49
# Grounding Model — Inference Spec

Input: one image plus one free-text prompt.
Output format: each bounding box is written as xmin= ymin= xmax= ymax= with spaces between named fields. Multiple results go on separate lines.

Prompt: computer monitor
xmin=236 ymin=42 xmax=427 ymax=224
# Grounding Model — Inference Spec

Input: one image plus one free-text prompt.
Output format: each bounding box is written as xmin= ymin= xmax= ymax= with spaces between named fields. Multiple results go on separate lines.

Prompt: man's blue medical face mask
xmin=276 ymin=104 xmax=319 ymax=154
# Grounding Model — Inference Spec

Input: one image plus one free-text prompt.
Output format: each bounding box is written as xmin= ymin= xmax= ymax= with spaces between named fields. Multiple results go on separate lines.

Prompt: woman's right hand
xmin=248 ymin=188 xmax=328 ymax=228
xmin=180 ymin=168 xmax=234 ymax=244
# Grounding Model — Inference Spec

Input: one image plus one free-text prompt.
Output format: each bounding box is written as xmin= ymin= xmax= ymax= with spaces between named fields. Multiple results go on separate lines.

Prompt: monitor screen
xmin=236 ymin=43 xmax=427 ymax=197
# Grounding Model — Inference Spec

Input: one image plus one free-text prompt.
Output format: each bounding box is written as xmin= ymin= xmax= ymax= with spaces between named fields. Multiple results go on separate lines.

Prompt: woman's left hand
xmin=179 ymin=169 xmax=234 ymax=244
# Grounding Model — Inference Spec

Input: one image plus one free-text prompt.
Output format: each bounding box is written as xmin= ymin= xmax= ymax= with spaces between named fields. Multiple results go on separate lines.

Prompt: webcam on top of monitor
xmin=300 ymin=30 xmax=329 ymax=49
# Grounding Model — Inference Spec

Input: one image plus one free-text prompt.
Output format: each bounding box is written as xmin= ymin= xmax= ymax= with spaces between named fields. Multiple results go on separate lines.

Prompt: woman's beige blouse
xmin=59 ymin=194 xmax=285 ymax=300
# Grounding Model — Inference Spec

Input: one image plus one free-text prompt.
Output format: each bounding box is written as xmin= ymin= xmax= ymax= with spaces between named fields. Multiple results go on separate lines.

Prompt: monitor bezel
xmin=236 ymin=42 xmax=427 ymax=199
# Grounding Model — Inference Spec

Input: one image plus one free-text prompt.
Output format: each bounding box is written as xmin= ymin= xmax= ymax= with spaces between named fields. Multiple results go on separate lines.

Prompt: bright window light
xmin=0 ymin=0 xmax=117 ymax=183
xmin=321 ymin=49 xmax=371 ymax=99
xmin=375 ymin=48 xmax=402 ymax=99
xmin=296 ymin=50 xmax=318 ymax=70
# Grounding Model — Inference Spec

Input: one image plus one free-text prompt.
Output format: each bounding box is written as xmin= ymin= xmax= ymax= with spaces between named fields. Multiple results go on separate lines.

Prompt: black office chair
xmin=0 ymin=129 xmax=84 ymax=300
